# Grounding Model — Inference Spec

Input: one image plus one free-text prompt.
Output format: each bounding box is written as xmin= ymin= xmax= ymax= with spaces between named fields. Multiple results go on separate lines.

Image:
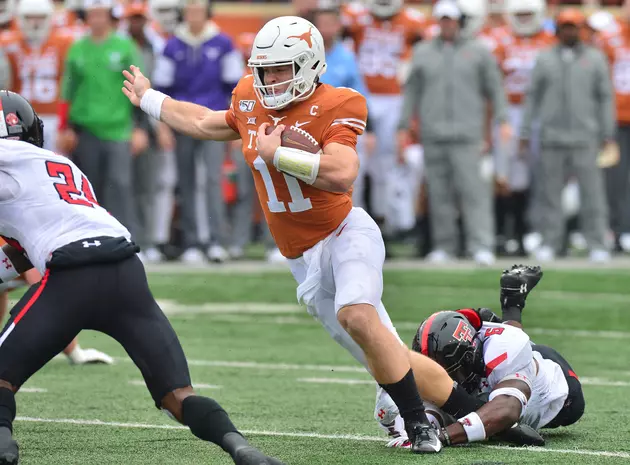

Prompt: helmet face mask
xmin=16 ymin=0 xmax=54 ymax=43
xmin=149 ymin=0 xmax=181 ymax=34
xmin=248 ymin=17 xmax=327 ymax=111
xmin=506 ymin=0 xmax=545 ymax=36
xmin=366 ymin=0 xmax=403 ymax=19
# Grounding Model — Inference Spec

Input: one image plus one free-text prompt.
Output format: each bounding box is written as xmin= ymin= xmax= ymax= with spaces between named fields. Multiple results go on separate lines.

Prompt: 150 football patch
xmin=239 ymin=100 xmax=256 ymax=112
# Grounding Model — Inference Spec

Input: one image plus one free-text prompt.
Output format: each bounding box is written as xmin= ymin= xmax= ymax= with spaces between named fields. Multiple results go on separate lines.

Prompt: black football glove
xmin=500 ymin=264 xmax=543 ymax=311
xmin=477 ymin=307 xmax=503 ymax=324
xmin=491 ymin=423 xmax=545 ymax=447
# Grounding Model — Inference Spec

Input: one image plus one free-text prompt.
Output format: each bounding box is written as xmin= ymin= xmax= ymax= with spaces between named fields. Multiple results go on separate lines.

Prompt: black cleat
xmin=0 ymin=427 xmax=18 ymax=465
xmin=234 ymin=447 xmax=286 ymax=465
xmin=500 ymin=264 xmax=543 ymax=310
xmin=406 ymin=421 xmax=442 ymax=454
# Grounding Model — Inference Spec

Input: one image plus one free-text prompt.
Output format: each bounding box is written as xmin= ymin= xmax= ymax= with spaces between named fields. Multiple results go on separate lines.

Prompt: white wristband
xmin=457 ymin=412 xmax=486 ymax=442
xmin=140 ymin=89 xmax=168 ymax=121
xmin=0 ymin=248 xmax=19 ymax=283
xmin=273 ymin=146 xmax=320 ymax=185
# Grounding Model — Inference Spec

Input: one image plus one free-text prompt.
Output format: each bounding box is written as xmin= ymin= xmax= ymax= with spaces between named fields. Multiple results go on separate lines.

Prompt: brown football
xmin=265 ymin=125 xmax=321 ymax=154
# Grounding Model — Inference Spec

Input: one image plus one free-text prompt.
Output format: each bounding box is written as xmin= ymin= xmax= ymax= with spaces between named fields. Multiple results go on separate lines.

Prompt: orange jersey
xmin=344 ymin=6 xmax=425 ymax=95
xmin=601 ymin=22 xmax=630 ymax=123
xmin=225 ymin=76 xmax=367 ymax=258
xmin=502 ymin=31 xmax=556 ymax=104
xmin=51 ymin=10 xmax=86 ymax=39
xmin=477 ymin=24 xmax=512 ymax=66
xmin=1 ymin=29 xmax=74 ymax=115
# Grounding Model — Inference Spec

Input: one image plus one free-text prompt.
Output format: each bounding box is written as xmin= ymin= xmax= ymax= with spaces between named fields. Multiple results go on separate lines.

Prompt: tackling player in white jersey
xmin=376 ymin=265 xmax=584 ymax=448
xmin=0 ymin=90 xmax=284 ymax=465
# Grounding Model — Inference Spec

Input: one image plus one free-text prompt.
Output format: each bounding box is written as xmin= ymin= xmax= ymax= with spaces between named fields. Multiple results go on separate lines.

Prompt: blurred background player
xmin=153 ymin=0 xmax=243 ymax=263
xmin=398 ymin=0 xmax=510 ymax=266
xmin=599 ymin=1 xmax=630 ymax=253
xmin=140 ymin=0 xmax=180 ymax=262
xmin=0 ymin=0 xmax=13 ymax=30
xmin=520 ymin=8 xmax=614 ymax=263
xmin=122 ymin=1 xmax=164 ymax=257
xmin=500 ymin=0 xmax=555 ymax=256
xmin=342 ymin=0 xmax=424 ymax=253
xmin=310 ymin=0 xmax=376 ymax=212
xmin=0 ymin=0 xmax=74 ymax=152
xmin=58 ymin=0 xmax=147 ymax=238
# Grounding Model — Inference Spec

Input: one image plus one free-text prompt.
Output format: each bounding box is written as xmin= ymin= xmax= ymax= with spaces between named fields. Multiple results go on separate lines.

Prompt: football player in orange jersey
xmin=598 ymin=1 xmax=630 ymax=252
xmin=123 ymin=15 xmax=500 ymax=455
xmin=1 ymin=0 xmax=74 ymax=152
xmin=342 ymin=0 xmax=424 ymax=245
xmin=498 ymin=0 xmax=555 ymax=256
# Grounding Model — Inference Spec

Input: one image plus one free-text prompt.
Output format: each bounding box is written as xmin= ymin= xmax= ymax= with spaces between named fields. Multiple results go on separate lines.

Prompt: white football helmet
xmin=488 ymin=0 xmax=505 ymax=15
xmin=149 ymin=0 xmax=180 ymax=35
xmin=248 ymin=16 xmax=327 ymax=110
xmin=506 ymin=0 xmax=545 ymax=36
xmin=456 ymin=0 xmax=487 ymax=38
xmin=364 ymin=0 xmax=403 ymax=19
xmin=16 ymin=0 xmax=53 ymax=43
xmin=0 ymin=0 xmax=15 ymax=26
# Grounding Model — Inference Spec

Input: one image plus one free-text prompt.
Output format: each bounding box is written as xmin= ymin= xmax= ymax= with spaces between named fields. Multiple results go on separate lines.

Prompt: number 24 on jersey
xmin=46 ymin=161 xmax=100 ymax=208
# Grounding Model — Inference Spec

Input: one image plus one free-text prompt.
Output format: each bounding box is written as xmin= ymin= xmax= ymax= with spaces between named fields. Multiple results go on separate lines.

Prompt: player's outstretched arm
xmin=0 ymin=244 xmax=34 ymax=282
xmin=438 ymin=379 xmax=531 ymax=446
xmin=122 ymin=66 xmax=239 ymax=142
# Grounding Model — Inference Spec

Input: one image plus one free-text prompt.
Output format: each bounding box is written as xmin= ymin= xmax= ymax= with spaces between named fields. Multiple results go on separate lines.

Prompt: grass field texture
xmin=8 ymin=266 xmax=630 ymax=464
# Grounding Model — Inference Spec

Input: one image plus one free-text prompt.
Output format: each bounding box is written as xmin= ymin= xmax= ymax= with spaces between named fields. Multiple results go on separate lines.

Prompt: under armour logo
xmin=520 ymin=284 xmax=528 ymax=293
xmin=378 ymin=408 xmax=386 ymax=420
xmin=82 ymin=240 xmax=101 ymax=248
xmin=2 ymin=258 xmax=12 ymax=270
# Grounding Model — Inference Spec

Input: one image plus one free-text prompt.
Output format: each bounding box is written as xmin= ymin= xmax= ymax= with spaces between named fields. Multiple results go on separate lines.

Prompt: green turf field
xmin=8 ymin=266 xmax=630 ymax=464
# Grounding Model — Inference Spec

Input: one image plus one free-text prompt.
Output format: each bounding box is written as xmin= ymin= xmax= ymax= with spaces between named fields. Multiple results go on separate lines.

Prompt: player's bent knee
xmin=160 ymin=386 xmax=195 ymax=423
xmin=337 ymin=304 xmax=379 ymax=337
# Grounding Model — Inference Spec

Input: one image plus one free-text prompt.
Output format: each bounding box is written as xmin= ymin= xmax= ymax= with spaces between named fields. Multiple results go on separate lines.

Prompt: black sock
xmin=502 ymin=305 xmax=523 ymax=323
xmin=0 ymin=388 xmax=15 ymax=433
xmin=441 ymin=382 xmax=485 ymax=418
xmin=379 ymin=369 xmax=427 ymax=424
xmin=181 ymin=396 xmax=244 ymax=455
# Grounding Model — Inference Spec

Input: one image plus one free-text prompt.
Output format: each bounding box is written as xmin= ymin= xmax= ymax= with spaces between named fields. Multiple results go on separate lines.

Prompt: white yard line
xmin=117 ymin=358 xmax=630 ymax=388
xmin=115 ymin=357 xmax=366 ymax=373
xmin=161 ymin=304 xmax=630 ymax=340
xmin=145 ymin=258 xmax=630 ymax=273
xmin=157 ymin=300 xmax=301 ymax=315
xmin=298 ymin=376 xmax=630 ymax=388
xmin=580 ymin=377 xmax=630 ymax=387
xmin=19 ymin=388 xmax=47 ymax=393
xmin=13 ymin=416 xmax=630 ymax=459
xmin=128 ymin=380 xmax=221 ymax=389
xmin=297 ymin=378 xmax=374 ymax=385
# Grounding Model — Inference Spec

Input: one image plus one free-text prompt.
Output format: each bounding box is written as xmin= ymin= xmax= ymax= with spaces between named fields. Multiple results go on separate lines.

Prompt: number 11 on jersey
xmin=253 ymin=156 xmax=312 ymax=213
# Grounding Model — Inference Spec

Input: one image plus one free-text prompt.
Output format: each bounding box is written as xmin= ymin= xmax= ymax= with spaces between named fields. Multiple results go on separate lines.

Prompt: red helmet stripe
xmin=420 ymin=311 xmax=441 ymax=356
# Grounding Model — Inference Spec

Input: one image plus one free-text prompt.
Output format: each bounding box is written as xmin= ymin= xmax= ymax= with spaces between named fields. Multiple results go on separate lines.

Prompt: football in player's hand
xmin=265 ymin=125 xmax=321 ymax=154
